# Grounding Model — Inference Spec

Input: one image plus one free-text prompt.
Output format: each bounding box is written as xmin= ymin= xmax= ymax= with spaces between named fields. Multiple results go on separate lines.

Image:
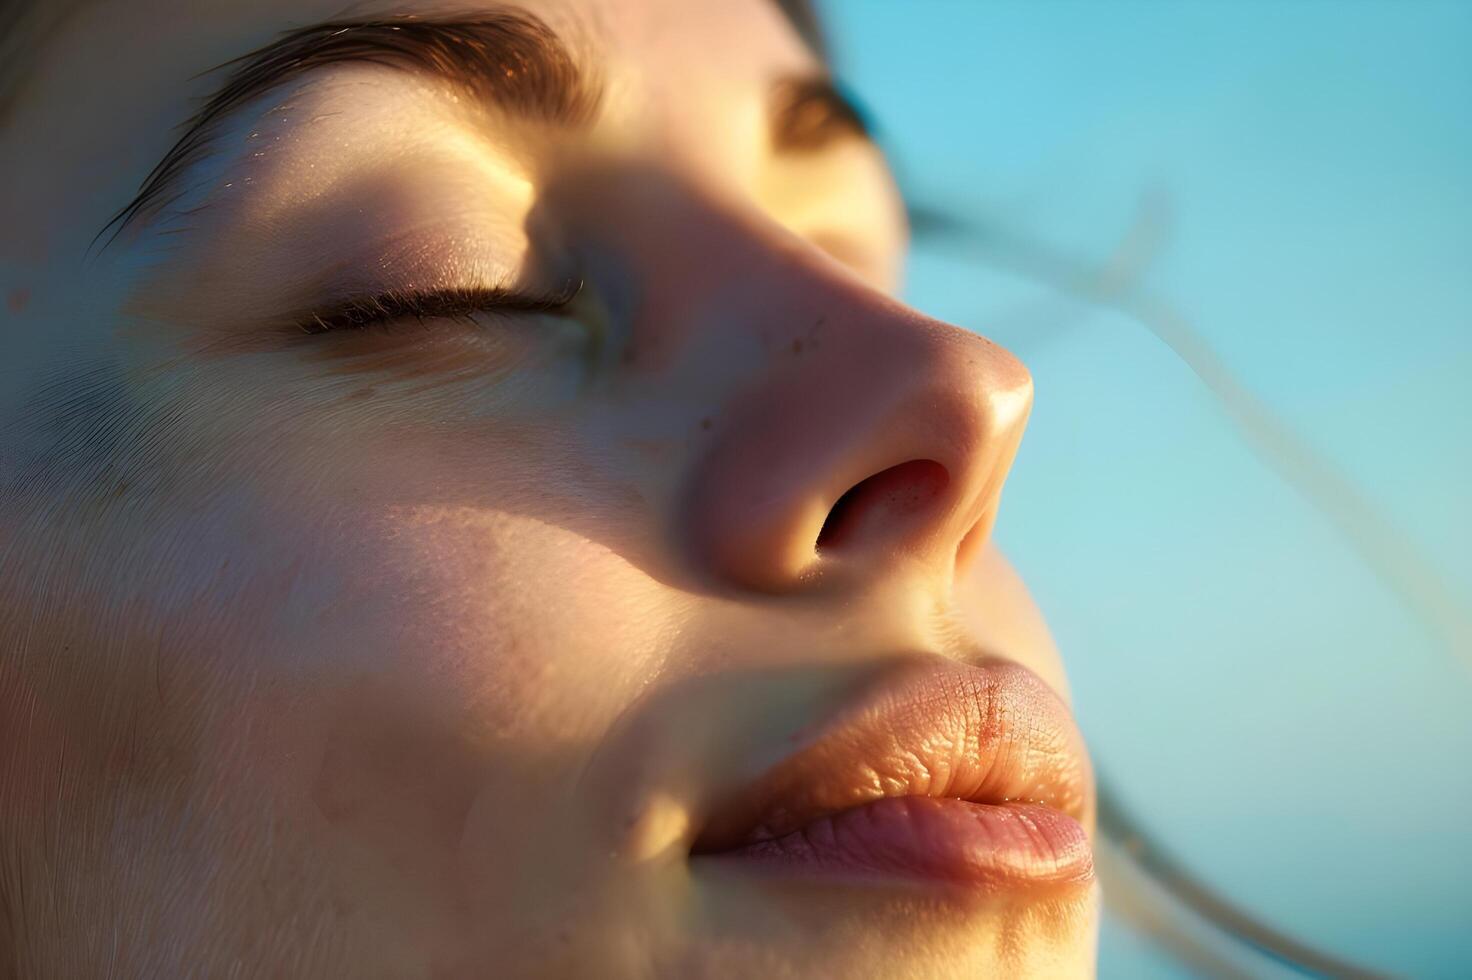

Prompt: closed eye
xmin=293 ymin=280 xmax=583 ymax=335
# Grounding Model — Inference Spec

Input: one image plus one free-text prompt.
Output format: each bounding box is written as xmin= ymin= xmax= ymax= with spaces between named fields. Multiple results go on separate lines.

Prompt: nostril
xmin=816 ymin=460 xmax=950 ymax=552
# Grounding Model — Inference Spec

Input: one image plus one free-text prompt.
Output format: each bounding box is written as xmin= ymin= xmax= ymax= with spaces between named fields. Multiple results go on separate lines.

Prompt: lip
xmin=690 ymin=655 xmax=1095 ymax=890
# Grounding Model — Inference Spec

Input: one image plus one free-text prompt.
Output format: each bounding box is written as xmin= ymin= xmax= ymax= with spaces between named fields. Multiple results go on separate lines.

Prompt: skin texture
xmin=0 ymin=0 xmax=1098 ymax=976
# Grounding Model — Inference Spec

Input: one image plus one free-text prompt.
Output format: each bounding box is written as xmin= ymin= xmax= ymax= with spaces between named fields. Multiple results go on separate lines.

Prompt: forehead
xmin=12 ymin=0 xmax=813 ymax=107
xmin=0 ymin=0 xmax=817 ymax=255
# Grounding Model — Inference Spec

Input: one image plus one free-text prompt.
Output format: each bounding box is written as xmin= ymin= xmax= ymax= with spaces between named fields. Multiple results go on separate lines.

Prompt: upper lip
xmin=691 ymin=654 xmax=1094 ymax=854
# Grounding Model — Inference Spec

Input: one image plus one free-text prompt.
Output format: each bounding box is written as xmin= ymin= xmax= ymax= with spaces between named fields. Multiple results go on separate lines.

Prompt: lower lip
xmin=696 ymin=796 xmax=1093 ymax=890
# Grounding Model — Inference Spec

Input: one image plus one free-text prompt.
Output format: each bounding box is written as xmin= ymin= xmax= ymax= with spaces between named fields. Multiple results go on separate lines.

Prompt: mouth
xmin=689 ymin=655 xmax=1095 ymax=891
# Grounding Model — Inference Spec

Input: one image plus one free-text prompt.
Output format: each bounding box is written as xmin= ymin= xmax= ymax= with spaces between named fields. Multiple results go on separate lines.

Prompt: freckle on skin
xmin=6 ymin=287 xmax=30 ymax=314
xmin=791 ymin=339 xmax=803 ymax=354
xmin=700 ymin=418 xmax=712 ymax=431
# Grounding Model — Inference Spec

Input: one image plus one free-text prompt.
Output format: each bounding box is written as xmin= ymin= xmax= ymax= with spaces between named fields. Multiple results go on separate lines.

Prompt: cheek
xmin=67 ymin=499 xmax=681 ymax=954
xmin=276 ymin=506 xmax=678 ymax=932
xmin=306 ymin=504 xmax=673 ymax=742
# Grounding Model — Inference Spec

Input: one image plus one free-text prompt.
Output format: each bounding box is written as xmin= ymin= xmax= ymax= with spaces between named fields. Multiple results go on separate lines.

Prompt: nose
xmin=680 ymin=229 xmax=1033 ymax=595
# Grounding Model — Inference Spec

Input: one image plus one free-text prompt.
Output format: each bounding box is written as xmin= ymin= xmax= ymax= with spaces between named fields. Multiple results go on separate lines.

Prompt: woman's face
xmin=0 ymin=0 xmax=1096 ymax=975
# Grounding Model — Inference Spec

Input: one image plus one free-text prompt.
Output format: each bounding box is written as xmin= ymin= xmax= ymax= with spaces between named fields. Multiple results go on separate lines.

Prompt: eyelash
xmin=294 ymin=280 xmax=582 ymax=335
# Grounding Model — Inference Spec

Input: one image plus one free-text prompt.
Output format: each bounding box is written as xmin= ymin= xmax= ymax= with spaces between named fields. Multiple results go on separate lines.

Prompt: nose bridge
xmin=587 ymin=173 xmax=846 ymax=377
xmin=552 ymin=164 xmax=1034 ymax=595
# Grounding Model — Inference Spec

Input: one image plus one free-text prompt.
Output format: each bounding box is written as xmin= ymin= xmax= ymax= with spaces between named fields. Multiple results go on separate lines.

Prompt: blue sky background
xmin=822 ymin=2 xmax=1472 ymax=976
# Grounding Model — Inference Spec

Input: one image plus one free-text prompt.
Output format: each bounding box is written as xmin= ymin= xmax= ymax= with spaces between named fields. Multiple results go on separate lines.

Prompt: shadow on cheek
xmin=311 ymin=686 xmax=488 ymax=874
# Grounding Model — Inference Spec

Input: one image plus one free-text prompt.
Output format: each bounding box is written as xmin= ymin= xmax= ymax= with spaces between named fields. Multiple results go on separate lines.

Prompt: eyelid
xmin=294 ymin=280 xmax=583 ymax=335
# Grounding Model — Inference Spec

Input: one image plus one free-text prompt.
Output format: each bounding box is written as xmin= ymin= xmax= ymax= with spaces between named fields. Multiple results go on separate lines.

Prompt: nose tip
xmin=814 ymin=360 xmax=1033 ymax=577
xmin=682 ymin=304 xmax=1034 ymax=594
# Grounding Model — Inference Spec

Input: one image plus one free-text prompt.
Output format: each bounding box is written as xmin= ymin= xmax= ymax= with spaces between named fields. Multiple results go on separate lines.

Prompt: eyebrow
xmin=98 ymin=11 xmax=599 ymax=247
xmin=769 ymin=76 xmax=872 ymax=153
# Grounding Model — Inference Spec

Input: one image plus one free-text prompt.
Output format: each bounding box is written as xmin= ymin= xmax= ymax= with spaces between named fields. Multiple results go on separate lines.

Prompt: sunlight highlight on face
xmin=0 ymin=1 xmax=1095 ymax=976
